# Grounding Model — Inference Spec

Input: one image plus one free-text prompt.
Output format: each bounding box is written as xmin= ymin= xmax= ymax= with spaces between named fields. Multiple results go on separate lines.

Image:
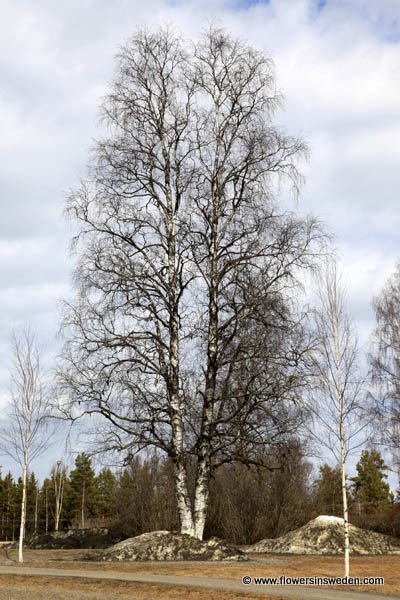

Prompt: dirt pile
xmin=98 ymin=530 xmax=247 ymax=561
xmin=246 ymin=515 xmax=400 ymax=555
xmin=28 ymin=527 xmax=118 ymax=549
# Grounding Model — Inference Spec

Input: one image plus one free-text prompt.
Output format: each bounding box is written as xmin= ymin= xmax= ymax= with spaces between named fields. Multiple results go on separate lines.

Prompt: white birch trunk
xmin=340 ymin=433 xmax=350 ymax=577
xmin=193 ymin=457 xmax=210 ymax=539
xmin=174 ymin=461 xmax=194 ymax=536
xmin=193 ymin=274 xmax=217 ymax=538
xmin=193 ymin=99 xmax=222 ymax=541
xmin=170 ymin=317 xmax=194 ymax=535
xmin=55 ymin=505 xmax=60 ymax=532
xmin=166 ymin=172 xmax=195 ymax=537
xmin=334 ymin=293 xmax=350 ymax=578
xmin=54 ymin=463 xmax=65 ymax=532
xmin=18 ymin=451 xmax=28 ymax=563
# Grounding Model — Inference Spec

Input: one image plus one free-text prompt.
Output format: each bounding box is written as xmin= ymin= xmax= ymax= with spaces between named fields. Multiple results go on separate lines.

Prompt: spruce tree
xmin=26 ymin=472 xmax=39 ymax=536
xmin=313 ymin=464 xmax=343 ymax=516
xmin=66 ymin=454 xmax=98 ymax=528
xmin=351 ymin=450 xmax=393 ymax=514
xmin=2 ymin=473 xmax=18 ymax=541
xmin=96 ymin=468 xmax=116 ymax=523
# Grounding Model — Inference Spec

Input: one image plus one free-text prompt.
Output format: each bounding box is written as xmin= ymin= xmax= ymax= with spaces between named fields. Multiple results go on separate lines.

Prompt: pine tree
xmin=351 ymin=450 xmax=393 ymax=514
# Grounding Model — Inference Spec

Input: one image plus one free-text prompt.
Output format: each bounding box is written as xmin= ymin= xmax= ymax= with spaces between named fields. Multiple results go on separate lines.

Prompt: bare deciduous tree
xmin=310 ymin=261 xmax=366 ymax=576
xmin=0 ymin=327 xmax=53 ymax=562
xmin=59 ymin=26 xmax=324 ymax=539
xmin=51 ymin=461 xmax=67 ymax=532
xmin=370 ymin=263 xmax=400 ymax=465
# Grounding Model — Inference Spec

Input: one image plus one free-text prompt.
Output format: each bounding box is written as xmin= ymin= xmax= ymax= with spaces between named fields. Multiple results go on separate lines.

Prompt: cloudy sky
xmin=1 ymin=0 xmax=399 ymax=478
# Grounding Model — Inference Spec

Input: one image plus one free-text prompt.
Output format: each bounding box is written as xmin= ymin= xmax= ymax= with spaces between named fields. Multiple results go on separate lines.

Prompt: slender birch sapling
xmin=311 ymin=262 xmax=366 ymax=576
xmin=0 ymin=327 xmax=53 ymax=562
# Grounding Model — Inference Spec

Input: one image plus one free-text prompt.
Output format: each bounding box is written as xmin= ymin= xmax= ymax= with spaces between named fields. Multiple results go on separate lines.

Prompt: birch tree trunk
xmin=193 ymin=98 xmax=221 ymax=540
xmin=53 ymin=461 xmax=66 ymax=532
xmin=340 ymin=426 xmax=350 ymax=577
xmin=334 ymin=291 xmax=350 ymax=577
xmin=18 ymin=451 xmax=28 ymax=563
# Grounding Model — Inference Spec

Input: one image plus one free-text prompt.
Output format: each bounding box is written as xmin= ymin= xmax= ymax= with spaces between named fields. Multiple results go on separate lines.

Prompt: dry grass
xmin=1 ymin=548 xmax=399 ymax=596
xmin=0 ymin=574 xmax=282 ymax=600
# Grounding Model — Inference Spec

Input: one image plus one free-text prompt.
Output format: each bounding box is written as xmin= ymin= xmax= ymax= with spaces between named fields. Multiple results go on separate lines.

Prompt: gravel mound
xmin=246 ymin=515 xmax=400 ymax=555
xmin=28 ymin=527 xmax=117 ymax=549
xmin=99 ymin=530 xmax=247 ymax=561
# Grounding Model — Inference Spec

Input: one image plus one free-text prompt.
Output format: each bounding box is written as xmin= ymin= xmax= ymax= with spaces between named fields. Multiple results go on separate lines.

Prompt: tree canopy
xmin=59 ymin=26 xmax=324 ymax=538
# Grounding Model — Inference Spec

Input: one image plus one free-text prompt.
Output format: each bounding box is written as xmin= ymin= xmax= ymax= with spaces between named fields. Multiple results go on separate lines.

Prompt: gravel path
xmin=0 ymin=566 xmax=397 ymax=600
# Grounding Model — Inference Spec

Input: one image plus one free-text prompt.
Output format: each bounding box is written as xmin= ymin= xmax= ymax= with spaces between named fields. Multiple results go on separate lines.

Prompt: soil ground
xmin=0 ymin=548 xmax=398 ymax=599
xmin=0 ymin=574 xmax=279 ymax=600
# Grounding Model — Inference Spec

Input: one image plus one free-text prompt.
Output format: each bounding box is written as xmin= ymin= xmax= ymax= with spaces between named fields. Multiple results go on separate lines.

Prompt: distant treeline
xmin=0 ymin=445 xmax=397 ymax=544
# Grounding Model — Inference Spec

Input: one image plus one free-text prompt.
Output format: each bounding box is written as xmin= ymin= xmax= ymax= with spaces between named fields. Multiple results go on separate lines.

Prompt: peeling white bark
xmin=174 ymin=461 xmax=194 ymax=536
xmin=193 ymin=457 xmax=210 ymax=539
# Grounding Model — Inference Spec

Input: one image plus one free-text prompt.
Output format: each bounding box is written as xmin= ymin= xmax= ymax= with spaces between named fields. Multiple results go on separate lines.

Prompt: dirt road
xmin=0 ymin=565 xmax=397 ymax=600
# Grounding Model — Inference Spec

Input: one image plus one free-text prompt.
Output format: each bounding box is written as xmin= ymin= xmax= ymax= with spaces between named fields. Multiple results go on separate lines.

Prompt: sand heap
xmin=246 ymin=516 xmax=400 ymax=555
xmin=99 ymin=530 xmax=247 ymax=561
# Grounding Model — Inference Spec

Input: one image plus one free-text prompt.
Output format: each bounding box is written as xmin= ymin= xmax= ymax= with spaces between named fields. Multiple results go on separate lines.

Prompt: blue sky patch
xmin=234 ymin=0 xmax=270 ymax=9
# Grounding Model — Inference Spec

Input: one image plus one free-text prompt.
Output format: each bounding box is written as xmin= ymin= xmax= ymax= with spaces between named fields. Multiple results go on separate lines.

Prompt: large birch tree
xmin=60 ymin=26 xmax=324 ymax=539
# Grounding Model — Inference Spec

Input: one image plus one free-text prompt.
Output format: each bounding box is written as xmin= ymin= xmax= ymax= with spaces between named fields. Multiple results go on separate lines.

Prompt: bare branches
xmin=0 ymin=326 xmax=54 ymax=562
xmin=310 ymin=261 xmax=367 ymax=462
xmin=309 ymin=260 xmax=368 ymax=577
xmin=59 ymin=26 xmax=325 ymax=539
xmin=370 ymin=263 xmax=400 ymax=462
xmin=0 ymin=327 xmax=53 ymax=468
